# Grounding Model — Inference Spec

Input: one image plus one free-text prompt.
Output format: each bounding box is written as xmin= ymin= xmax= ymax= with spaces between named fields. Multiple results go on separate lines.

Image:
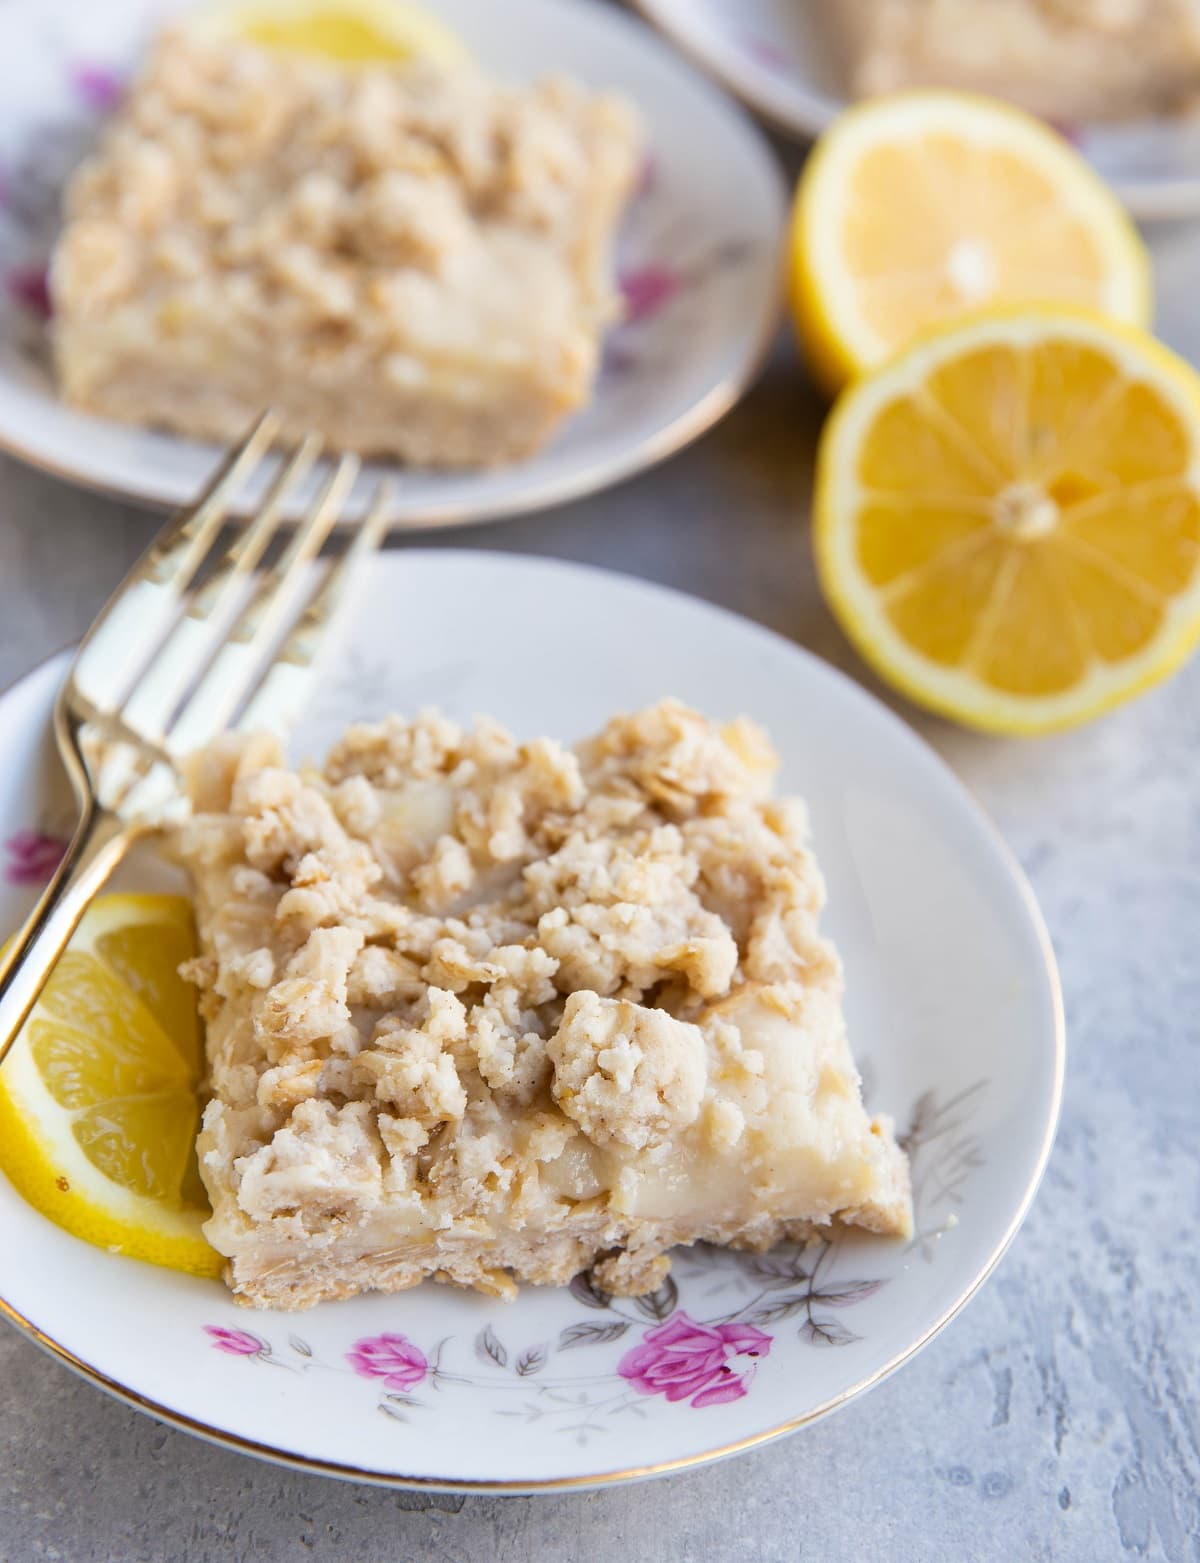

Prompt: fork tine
xmin=161 ymin=452 xmax=361 ymax=756
xmin=117 ymin=433 xmax=323 ymax=741
xmin=69 ymin=410 xmax=281 ymax=716
xmin=235 ymin=478 xmax=393 ymax=738
xmin=188 ymin=432 xmax=324 ymax=620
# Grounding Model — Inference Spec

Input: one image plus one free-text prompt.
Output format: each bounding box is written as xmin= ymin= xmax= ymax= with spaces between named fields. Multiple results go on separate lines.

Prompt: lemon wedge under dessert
xmin=0 ymin=894 xmax=219 ymax=1277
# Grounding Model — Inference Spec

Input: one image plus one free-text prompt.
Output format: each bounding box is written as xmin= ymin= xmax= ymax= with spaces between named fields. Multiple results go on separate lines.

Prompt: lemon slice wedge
xmin=815 ymin=308 xmax=1200 ymax=734
xmin=790 ymin=90 xmax=1151 ymax=393
xmin=0 ymin=894 xmax=220 ymax=1277
xmin=198 ymin=0 xmax=467 ymax=66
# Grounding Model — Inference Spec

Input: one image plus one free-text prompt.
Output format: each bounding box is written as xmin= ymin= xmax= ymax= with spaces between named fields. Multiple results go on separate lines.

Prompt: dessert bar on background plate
xmin=833 ymin=0 xmax=1200 ymax=124
xmin=53 ymin=24 xmax=642 ymax=466
xmin=630 ymin=0 xmax=1200 ymax=218
xmin=0 ymin=551 xmax=1062 ymax=1489
xmin=0 ymin=0 xmax=786 ymax=522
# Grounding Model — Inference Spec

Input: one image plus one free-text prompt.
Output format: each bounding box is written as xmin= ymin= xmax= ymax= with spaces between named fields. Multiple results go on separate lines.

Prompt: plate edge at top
xmin=627 ymin=0 xmax=1200 ymax=219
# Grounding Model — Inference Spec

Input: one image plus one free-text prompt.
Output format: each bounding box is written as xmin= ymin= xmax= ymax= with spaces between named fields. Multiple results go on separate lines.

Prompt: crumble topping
xmin=547 ymin=992 xmax=708 ymax=1151
xmin=52 ymin=26 xmax=641 ymax=464
xmin=176 ymin=700 xmax=912 ymax=1309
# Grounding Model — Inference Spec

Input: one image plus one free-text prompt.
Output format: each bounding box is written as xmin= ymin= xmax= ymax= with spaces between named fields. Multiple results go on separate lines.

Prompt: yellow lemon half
xmin=791 ymin=90 xmax=1151 ymax=394
xmin=0 ymin=894 xmax=219 ymax=1277
xmin=200 ymin=0 xmax=466 ymax=66
xmin=814 ymin=308 xmax=1200 ymax=734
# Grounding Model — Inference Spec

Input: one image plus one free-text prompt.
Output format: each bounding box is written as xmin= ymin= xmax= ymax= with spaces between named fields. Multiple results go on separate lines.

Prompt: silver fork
xmin=0 ymin=411 xmax=390 ymax=1065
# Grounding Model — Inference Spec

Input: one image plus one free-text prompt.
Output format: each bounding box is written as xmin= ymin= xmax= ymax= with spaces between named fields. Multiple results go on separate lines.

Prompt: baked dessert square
xmin=175 ymin=701 xmax=911 ymax=1310
xmin=834 ymin=0 xmax=1200 ymax=123
xmin=51 ymin=26 xmax=641 ymax=466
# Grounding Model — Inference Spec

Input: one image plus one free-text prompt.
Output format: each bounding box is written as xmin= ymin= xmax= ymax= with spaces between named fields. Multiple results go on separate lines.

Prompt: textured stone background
xmin=2 ymin=125 xmax=1199 ymax=1563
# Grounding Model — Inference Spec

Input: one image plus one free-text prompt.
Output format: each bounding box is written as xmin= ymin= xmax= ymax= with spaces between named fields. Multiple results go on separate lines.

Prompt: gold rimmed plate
xmin=0 ymin=551 xmax=1063 ymax=1490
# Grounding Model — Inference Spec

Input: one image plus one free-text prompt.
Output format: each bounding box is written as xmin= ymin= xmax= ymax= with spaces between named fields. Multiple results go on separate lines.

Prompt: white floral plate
xmin=0 ymin=0 xmax=784 ymax=526
xmin=632 ymin=0 xmax=1200 ymax=220
xmin=0 ymin=552 xmax=1064 ymax=1491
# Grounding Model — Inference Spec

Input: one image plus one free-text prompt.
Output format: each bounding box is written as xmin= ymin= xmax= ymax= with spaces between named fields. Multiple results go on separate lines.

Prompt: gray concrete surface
xmin=1 ymin=196 xmax=1199 ymax=1563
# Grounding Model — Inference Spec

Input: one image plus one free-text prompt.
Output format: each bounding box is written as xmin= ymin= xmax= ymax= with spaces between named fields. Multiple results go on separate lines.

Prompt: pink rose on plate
xmin=619 ymin=1311 xmax=772 ymax=1409
xmin=346 ymin=1333 xmax=427 ymax=1392
xmin=619 ymin=264 xmax=683 ymax=325
xmin=3 ymin=830 xmax=67 ymax=886
xmin=205 ymin=1326 xmax=265 ymax=1358
xmin=743 ymin=35 xmax=789 ymax=72
xmin=71 ymin=64 xmax=125 ymax=113
xmin=6 ymin=267 xmax=52 ymax=321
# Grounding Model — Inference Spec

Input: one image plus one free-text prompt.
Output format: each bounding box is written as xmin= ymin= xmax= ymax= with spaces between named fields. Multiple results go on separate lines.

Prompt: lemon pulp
xmin=790 ymin=90 xmax=1151 ymax=392
xmin=0 ymin=894 xmax=220 ymax=1277
xmin=213 ymin=0 xmax=466 ymax=66
xmin=815 ymin=309 xmax=1200 ymax=733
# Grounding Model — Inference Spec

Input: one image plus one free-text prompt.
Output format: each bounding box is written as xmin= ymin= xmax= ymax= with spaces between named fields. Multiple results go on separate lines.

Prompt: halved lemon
xmin=791 ymin=91 xmax=1151 ymax=393
xmin=815 ymin=308 xmax=1200 ymax=735
xmin=197 ymin=0 xmax=466 ymax=66
xmin=0 ymin=894 xmax=220 ymax=1277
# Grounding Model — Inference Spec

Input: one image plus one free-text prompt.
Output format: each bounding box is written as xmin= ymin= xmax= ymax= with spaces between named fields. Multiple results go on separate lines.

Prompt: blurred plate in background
xmin=632 ymin=0 xmax=1200 ymax=220
xmin=0 ymin=0 xmax=785 ymax=525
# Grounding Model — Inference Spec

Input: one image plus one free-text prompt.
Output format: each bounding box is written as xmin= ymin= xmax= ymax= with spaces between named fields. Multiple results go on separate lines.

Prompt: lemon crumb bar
xmin=51 ymin=27 xmax=640 ymax=466
xmin=835 ymin=0 xmax=1200 ymax=122
xmin=175 ymin=701 xmax=911 ymax=1311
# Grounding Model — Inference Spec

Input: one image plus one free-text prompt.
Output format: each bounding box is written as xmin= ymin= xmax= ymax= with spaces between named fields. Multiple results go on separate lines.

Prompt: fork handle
xmin=0 ymin=806 xmax=132 ymax=1068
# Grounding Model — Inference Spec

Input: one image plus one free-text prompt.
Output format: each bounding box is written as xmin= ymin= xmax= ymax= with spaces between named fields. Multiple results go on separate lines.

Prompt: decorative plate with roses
xmin=0 ymin=556 xmax=1062 ymax=1488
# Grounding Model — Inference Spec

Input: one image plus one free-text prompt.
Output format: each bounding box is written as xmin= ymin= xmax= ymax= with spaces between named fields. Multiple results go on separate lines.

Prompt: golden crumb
xmin=52 ymin=25 xmax=641 ymax=465
xmin=174 ymin=700 xmax=911 ymax=1310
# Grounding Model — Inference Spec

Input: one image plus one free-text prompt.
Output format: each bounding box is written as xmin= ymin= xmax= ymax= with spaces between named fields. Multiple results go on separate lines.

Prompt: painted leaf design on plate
xmin=568 ymin=1271 xmax=612 ymax=1310
xmin=557 ymin=1321 xmax=631 ymax=1352
xmin=516 ymin=1344 xmax=547 ymax=1376
xmin=748 ymin=1251 xmax=810 ymax=1287
xmin=475 ymin=1324 xmax=508 ymax=1369
xmin=811 ymin=1281 xmax=885 ymax=1308
xmin=634 ymin=1275 xmax=678 ymax=1322
xmin=799 ymin=1317 xmax=859 ymax=1348
xmin=747 ymin=1295 xmax=811 ymax=1327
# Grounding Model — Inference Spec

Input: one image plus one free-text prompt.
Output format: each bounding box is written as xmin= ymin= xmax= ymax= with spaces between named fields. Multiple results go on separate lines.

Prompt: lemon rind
xmin=814 ymin=307 xmax=1200 ymax=735
xmin=0 ymin=895 xmax=221 ymax=1278
xmin=792 ymin=90 xmax=1153 ymax=394
xmin=187 ymin=0 xmax=468 ymax=65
